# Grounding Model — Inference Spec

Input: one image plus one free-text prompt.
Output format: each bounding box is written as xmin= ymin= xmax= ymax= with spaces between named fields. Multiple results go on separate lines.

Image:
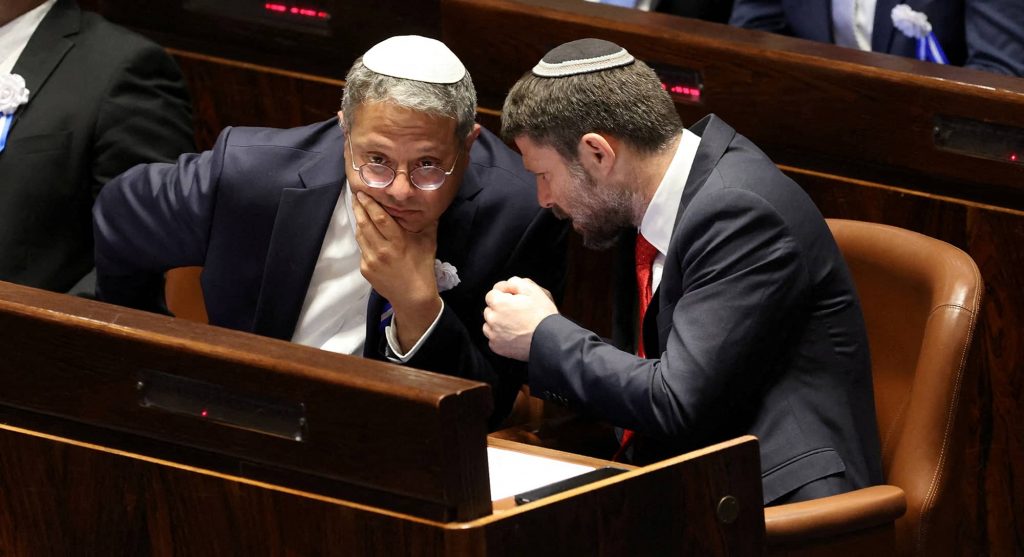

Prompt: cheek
xmin=422 ymin=188 xmax=459 ymax=220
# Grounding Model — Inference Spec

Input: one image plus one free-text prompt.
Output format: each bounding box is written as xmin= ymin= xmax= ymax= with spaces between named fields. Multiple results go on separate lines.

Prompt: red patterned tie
xmin=615 ymin=233 xmax=658 ymax=461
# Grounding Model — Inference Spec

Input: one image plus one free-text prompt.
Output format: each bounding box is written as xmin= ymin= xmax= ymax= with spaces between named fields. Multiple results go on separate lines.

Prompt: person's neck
xmin=0 ymin=0 xmax=49 ymax=28
xmin=632 ymin=133 xmax=682 ymax=221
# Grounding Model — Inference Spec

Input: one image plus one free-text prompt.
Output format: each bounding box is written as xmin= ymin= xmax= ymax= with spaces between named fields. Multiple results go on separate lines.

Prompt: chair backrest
xmin=826 ymin=219 xmax=982 ymax=556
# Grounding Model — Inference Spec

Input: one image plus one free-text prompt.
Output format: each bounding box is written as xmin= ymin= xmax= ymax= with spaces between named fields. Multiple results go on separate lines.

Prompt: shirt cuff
xmin=384 ymin=299 xmax=445 ymax=363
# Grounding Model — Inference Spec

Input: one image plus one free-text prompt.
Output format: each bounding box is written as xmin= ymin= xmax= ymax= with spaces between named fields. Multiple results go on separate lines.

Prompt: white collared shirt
xmin=0 ymin=0 xmax=57 ymax=75
xmin=291 ymin=179 xmax=442 ymax=361
xmin=832 ymin=0 xmax=876 ymax=51
xmin=638 ymin=128 xmax=702 ymax=292
xmin=291 ymin=182 xmax=371 ymax=355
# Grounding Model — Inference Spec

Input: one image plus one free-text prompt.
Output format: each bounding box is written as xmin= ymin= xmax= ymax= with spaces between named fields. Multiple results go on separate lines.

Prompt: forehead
xmin=514 ymin=136 xmax=566 ymax=172
xmin=349 ymin=102 xmax=456 ymax=150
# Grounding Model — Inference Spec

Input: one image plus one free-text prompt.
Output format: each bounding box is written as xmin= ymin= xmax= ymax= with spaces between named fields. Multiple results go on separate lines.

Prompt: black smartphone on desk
xmin=513 ymin=466 xmax=629 ymax=505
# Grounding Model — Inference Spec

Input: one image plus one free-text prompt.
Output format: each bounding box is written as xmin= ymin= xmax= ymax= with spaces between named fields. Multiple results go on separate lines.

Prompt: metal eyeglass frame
xmin=347 ymin=140 xmax=460 ymax=191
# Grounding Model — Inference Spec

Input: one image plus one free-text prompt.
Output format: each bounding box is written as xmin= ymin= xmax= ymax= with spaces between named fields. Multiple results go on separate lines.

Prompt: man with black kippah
xmin=483 ymin=38 xmax=883 ymax=504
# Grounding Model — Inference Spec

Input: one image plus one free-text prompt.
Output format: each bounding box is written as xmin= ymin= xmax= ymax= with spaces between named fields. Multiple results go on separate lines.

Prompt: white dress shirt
xmin=639 ymin=128 xmax=702 ymax=292
xmin=291 ymin=182 xmax=371 ymax=355
xmin=832 ymin=0 xmax=877 ymax=51
xmin=0 ymin=0 xmax=57 ymax=75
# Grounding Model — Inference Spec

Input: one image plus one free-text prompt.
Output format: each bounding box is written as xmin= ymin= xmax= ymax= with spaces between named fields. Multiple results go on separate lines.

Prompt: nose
xmin=536 ymin=181 xmax=554 ymax=208
xmin=388 ymin=169 xmax=417 ymax=202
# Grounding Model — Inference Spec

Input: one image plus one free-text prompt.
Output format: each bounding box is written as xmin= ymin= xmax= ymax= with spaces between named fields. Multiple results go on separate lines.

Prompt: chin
xmin=396 ymin=219 xmax=425 ymax=233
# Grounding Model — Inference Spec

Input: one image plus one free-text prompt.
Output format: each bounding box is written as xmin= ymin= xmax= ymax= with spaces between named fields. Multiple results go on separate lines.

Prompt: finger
xmin=483 ymin=306 xmax=495 ymax=324
xmin=355 ymin=191 xmax=397 ymax=241
xmin=485 ymin=288 xmax=502 ymax=308
xmin=482 ymin=321 xmax=493 ymax=340
xmin=493 ymin=280 xmax=518 ymax=295
xmin=351 ymin=195 xmax=386 ymax=248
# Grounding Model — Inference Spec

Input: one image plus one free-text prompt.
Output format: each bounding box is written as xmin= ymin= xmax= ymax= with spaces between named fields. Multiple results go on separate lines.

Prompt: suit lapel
xmin=252 ymin=139 xmax=345 ymax=340
xmin=871 ymin=0 xmax=901 ymax=52
xmin=652 ymin=114 xmax=735 ymax=352
xmin=9 ymin=0 xmax=78 ymax=133
xmin=809 ymin=0 xmax=835 ymax=43
xmin=434 ymin=166 xmax=481 ymax=306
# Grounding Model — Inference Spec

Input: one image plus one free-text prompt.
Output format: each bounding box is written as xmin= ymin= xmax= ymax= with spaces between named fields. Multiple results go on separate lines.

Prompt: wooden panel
xmin=0 ymin=424 xmax=763 ymax=556
xmin=441 ymin=0 xmax=1024 ymax=208
xmin=90 ymin=0 xmax=441 ymax=79
xmin=0 ymin=281 xmax=493 ymax=521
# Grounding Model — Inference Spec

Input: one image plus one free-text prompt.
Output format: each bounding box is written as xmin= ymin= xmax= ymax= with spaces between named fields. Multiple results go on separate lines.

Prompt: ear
xmin=337 ymin=110 xmax=347 ymax=134
xmin=464 ymin=123 xmax=482 ymax=151
xmin=577 ymin=133 xmax=616 ymax=177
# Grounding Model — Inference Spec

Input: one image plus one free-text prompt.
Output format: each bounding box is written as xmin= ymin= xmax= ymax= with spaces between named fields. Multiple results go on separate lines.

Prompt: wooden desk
xmin=0 ymin=281 xmax=764 ymax=555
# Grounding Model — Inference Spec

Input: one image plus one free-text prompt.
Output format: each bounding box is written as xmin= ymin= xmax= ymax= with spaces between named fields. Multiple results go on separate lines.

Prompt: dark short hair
xmin=501 ymin=59 xmax=682 ymax=162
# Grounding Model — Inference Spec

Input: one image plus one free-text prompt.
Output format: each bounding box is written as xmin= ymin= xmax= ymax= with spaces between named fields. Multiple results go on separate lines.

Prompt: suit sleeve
xmin=93 ymin=127 xmax=230 ymax=313
xmin=406 ymin=209 xmax=568 ymax=429
xmin=91 ymin=41 xmax=194 ymax=198
xmin=728 ymin=0 xmax=792 ymax=34
xmin=529 ymin=188 xmax=807 ymax=440
xmin=963 ymin=0 xmax=1024 ymax=76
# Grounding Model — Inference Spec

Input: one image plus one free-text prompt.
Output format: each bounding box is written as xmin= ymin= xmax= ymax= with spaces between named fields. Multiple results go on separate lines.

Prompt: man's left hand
xmin=483 ymin=276 xmax=559 ymax=361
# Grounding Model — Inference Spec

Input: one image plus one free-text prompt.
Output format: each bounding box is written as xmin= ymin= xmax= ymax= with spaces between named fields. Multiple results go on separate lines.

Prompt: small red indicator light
xmin=1012 ymin=153 xmax=1019 ymax=162
xmin=265 ymin=3 xmax=331 ymax=19
xmin=200 ymin=409 xmax=208 ymax=417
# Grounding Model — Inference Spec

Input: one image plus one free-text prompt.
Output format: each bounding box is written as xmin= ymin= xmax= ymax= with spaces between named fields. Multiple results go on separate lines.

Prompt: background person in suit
xmin=729 ymin=0 xmax=1024 ymax=76
xmin=93 ymin=36 xmax=567 ymax=427
xmin=586 ymin=0 xmax=733 ymax=24
xmin=484 ymin=38 xmax=882 ymax=503
xmin=0 ymin=0 xmax=193 ymax=293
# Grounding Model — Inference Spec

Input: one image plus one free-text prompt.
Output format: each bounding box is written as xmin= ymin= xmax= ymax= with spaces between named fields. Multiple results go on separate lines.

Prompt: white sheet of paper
xmin=487 ymin=446 xmax=596 ymax=501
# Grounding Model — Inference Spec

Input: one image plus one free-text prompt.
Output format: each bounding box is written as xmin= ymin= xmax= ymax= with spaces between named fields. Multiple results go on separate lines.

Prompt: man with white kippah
xmin=484 ymin=38 xmax=883 ymax=504
xmin=93 ymin=35 xmax=567 ymax=427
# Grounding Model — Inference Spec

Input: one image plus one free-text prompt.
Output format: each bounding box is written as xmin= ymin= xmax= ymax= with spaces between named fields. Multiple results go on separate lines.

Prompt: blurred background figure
xmin=0 ymin=0 xmax=193 ymax=294
xmin=729 ymin=0 xmax=1024 ymax=76
xmin=585 ymin=0 xmax=733 ymax=25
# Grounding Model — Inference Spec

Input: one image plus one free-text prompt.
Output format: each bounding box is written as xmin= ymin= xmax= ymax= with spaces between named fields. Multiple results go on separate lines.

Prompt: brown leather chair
xmin=165 ymin=267 xmax=208 ymax=323
xmin=765 ymin=219 xmax=983 ymax=556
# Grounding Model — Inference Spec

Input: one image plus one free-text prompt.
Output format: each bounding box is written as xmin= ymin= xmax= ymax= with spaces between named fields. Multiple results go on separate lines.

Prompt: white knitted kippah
xmin=363 ymin=35 xmax=466 ymax=84
xmin=532 ymin=38 xmax=635 ymax=77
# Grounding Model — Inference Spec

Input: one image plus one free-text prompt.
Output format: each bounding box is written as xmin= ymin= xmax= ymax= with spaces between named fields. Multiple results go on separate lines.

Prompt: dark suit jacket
xmin=94 ymin=119 xmax=567 ymax=426
xmin=654 ymin=0 xmax=734 ymax=24
xmin=529 ymin=115 xmax=883 ymax=504
xmin=0 ymin=0 xmax=193 ymax=292
xmin=729 ymin=0 xmax=1024 ymax=76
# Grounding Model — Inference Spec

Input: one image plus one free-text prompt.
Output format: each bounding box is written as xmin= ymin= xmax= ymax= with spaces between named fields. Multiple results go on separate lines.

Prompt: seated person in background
xmin=484 ymin=38 xmax=882 ymax=504
xmin=93 ymin=35 xmax=567 ymax=428
xmin=584 ymin=0 xmax=733 ymax=24
xmin=729 ymin=0 xmax=1024 ymax=77
xmin=0 ymin=0 xmax=193 ymax=294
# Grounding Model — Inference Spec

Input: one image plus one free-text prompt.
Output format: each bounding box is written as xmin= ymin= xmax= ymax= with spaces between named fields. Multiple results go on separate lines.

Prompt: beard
xmin=558 ymin=162 xmax=642 ymax=251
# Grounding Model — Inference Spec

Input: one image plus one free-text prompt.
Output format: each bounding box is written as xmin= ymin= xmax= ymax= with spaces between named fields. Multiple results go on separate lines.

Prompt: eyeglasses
xmin=348 ymin=141 xmax=460 ymax=191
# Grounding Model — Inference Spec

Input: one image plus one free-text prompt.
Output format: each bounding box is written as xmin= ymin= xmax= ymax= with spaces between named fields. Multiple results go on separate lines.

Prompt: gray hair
xmin=501 ymin=59 xmax=682 ymax=162
xmin=341 ymin=57 xmax=477 ymax=140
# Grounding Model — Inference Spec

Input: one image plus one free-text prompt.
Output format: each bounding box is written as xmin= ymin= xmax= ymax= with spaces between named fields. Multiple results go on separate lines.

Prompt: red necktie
xmin=615 ymin=233 xmax=658 ymax=461
xmin=634 ymin=233 xmax=659 ymax=358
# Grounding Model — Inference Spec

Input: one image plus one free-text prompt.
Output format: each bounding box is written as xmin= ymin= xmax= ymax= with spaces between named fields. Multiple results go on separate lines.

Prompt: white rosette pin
xmin=0 ymin=73 xmax=30 ymax=153
xmin=891 ymin=5 xmax=948 ymax=64
xmin=434 ymin=259 xmax=460 ymax=292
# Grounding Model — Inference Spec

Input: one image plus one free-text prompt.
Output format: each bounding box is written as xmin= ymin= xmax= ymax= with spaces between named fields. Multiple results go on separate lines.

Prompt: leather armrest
xmin=765 ymin=485 xmax=907 ymax=544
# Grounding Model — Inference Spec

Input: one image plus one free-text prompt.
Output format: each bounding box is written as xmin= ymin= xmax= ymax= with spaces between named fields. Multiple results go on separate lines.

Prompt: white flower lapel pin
xmin=434 ymin=259 xmax=460 ymax=292
xmin=891 ymin=5 xmax=948 ymax=64
xmin=0 ymin=73 xmax=30 ymax=154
